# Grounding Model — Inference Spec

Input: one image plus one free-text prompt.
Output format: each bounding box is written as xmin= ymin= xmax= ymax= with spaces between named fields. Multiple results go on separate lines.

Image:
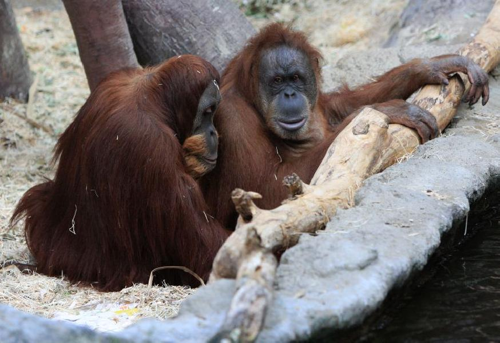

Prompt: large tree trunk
xmin=121 ymin=0 xmax=256 ymax=71
xmin=62 ymin=0 xmax=139 ymax=91
xmin=0 ymin=0 xmax=32 ymax=102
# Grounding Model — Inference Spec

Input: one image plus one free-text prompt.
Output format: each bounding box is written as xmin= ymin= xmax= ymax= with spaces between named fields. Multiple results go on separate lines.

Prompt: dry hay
xmin=0 ymin=267 xmax=193 ymax=332
xmin=0 ymin=2 xmax=407 ymax=333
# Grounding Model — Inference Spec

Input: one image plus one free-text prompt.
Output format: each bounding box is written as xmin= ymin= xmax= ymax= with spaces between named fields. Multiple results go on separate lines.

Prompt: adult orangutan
xmin=200 ymin=23 xmax=490 ymax=229
xmin=11 ymin=55 xmax=229 ymax=291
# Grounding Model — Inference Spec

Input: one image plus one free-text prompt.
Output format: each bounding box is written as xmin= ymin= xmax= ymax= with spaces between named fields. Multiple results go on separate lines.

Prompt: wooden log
xmin=209 ymin=109 xmax=393 ymax=343
xmin=211 ymin=228 xmax=277 ymax=343
xmin=381 ymin=3 xmax=500 ymax=169
xmin=209 ymin=1 xmax=500 ymax=341
xmin=209 ymin=108 xmax=392 ymax=280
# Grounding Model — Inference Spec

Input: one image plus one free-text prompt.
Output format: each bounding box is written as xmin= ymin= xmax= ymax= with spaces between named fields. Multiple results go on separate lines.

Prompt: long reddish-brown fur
xmin=200 ymin=23 xmax=444 ymax=229
xmin=11 ymin=55 xmax=229 ymax=291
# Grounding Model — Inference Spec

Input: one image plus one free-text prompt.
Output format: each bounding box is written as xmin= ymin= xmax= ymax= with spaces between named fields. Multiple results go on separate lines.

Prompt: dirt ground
xmin=0 ymin=1 xmax=406 ymax=331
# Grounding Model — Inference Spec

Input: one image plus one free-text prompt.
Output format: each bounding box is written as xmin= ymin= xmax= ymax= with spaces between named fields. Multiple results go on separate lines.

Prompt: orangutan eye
xmin=274 ymin=76 xmax=283 ymax=84
xmin=204 ymin=105 xmax=216 ymax=115
xmin=292 ymin=74 xmax=299 ymax=81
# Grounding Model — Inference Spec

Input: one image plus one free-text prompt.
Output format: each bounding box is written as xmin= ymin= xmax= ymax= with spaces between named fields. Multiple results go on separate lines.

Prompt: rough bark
xmin=209 ymin=1 xmax=500 ymax=341
xmin=62 ymin=0 xmax=139 ymax=91
xmin=0 ymin=0 xmax=32 ymax=102
xmin=121 ymin=0 xmax=256 ymax=71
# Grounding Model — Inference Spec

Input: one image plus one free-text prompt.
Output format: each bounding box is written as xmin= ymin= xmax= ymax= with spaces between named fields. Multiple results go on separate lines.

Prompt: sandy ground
xmin=0 ymin=2 xmax=405 ymax=332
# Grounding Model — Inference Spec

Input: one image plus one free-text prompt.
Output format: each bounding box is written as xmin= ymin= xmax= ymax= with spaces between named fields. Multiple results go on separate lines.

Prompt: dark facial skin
xmin=258 ymin=46 xmax=318 ymax=140
xmin=191 ymin=80 xmax=221 ymax=171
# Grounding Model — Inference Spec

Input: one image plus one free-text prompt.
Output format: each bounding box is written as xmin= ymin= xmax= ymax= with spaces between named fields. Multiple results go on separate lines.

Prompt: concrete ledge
xmin=0 ymin=304 xmax=118 ymax=343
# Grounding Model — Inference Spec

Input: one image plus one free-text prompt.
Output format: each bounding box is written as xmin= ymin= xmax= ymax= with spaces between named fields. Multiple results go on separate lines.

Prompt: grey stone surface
xmin=385 ymin=0 xmax=494 ymax=48
xmin=323 ymin=44 xmax=463 ymax=91
xmin=0 ymin=304 xmax=120 ymax=343
xmin=2 ymin=44 xmax=500 ymax=342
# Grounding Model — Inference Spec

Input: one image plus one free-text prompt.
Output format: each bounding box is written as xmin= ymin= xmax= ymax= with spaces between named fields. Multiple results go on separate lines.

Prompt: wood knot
xmin=282 ymin=173 xmax=305 ymax=199
xmin=352 ymin=122 xmax=370 ymax=135
xmin=231 ymin=189 xmax=262 ymax=223
xmin=245 ymin=228 xmax=262 ymax=250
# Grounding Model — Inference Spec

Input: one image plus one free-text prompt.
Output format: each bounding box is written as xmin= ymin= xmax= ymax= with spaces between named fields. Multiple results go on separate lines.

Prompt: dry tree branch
xmin=1 ymin=103 xmax=55 ymax=136
xmin=147 ymin=266 xmax=205 ymax=288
